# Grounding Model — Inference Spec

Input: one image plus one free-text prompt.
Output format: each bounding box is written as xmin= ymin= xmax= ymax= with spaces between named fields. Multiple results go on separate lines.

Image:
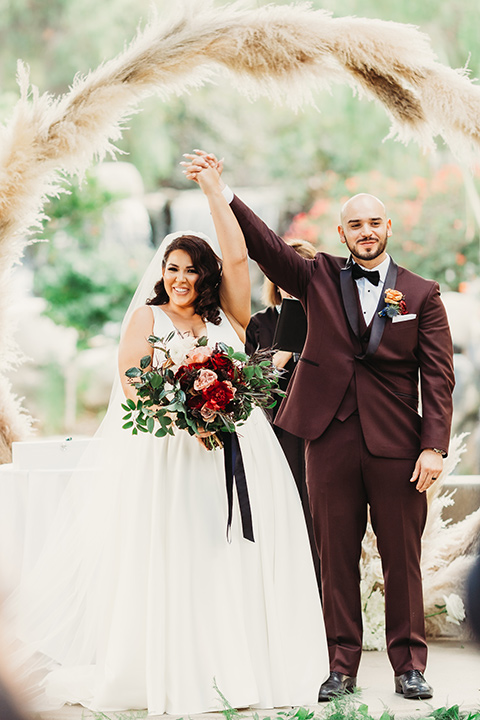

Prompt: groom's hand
xmin=193 ymin=148 xmax=224 ymax=175
xmin=410 ymin=449 xmax=443 ymax=492
xmin=181 ymin=149 xmax=224 ymax=184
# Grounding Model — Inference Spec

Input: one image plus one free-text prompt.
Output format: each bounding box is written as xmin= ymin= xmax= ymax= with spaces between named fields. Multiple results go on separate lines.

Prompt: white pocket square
xmin=392 ymin=313 xmax=417 ymax=323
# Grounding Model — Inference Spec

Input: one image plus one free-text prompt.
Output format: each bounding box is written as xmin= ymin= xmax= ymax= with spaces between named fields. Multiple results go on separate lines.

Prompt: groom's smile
xmin=337 ymin=193 xmax=392 ymax=268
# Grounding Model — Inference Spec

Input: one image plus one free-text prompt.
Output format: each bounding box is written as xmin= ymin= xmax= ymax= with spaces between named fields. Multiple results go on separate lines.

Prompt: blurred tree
xmin=28 ymin=175 xmax=141 ymax=346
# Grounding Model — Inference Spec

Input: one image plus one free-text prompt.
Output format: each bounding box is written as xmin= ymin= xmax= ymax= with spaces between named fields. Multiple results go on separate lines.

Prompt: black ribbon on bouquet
xmin=220 ymin=432 xmax=255 ymax=543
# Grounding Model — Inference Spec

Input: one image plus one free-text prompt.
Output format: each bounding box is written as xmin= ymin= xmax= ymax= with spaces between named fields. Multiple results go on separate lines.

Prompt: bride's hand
xmin=181 ymin=150 xmax=225 ymax=192
xmin=189 ymin=149 xmax=223 ymax=174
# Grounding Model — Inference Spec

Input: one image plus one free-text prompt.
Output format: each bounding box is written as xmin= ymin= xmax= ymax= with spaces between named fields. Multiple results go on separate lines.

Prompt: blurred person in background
xmin=466 ymin=554 xmax=480 ymax=642
xmin=246 ymin=239 xmax=321 ymax=592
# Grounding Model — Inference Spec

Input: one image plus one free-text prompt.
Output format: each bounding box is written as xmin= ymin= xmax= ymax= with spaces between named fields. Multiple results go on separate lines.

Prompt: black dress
xmin=246 ymin=306 xmax=321 ymax=592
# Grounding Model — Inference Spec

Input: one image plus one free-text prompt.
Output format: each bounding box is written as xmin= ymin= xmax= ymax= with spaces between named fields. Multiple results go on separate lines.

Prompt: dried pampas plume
xmin=1 ymin=0 xmax=480 ymax=455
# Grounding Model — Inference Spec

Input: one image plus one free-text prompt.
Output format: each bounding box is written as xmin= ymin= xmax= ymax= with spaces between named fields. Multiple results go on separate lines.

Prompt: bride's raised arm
xmin=182 ymin=152 xmax=250 ymax=340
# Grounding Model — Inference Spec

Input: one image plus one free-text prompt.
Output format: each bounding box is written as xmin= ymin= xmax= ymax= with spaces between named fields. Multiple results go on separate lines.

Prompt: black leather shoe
xmin=395 ymin=670 xmax=433 ymax=699
xmin=318 ymin=671 xmax=356 ymax=701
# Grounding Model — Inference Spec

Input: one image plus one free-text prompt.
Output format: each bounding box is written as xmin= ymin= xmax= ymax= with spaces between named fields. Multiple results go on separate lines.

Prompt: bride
xmin=8 ymin=158 xmax=328 ymax=715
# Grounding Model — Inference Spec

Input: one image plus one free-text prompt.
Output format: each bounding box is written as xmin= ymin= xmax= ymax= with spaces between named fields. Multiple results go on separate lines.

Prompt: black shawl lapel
xmin=340 ymin=260 xmax=359 ymax=338
xmin=364 ymin=258 xmax=398 ymax=357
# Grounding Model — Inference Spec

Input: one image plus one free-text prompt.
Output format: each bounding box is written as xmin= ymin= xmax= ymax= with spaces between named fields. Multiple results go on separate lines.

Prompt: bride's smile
xmin=163 ymin=248 xmax=199 ymax=308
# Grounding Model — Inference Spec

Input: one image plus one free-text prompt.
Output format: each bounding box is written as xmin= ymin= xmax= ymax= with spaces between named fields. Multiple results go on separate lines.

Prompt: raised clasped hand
xmin=180 ymin=149 xmax=224 ymax=191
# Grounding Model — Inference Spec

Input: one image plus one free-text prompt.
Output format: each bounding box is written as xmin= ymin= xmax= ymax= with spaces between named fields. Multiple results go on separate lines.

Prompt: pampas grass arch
xmin=1 ymin=0 xmax=480 ymax=459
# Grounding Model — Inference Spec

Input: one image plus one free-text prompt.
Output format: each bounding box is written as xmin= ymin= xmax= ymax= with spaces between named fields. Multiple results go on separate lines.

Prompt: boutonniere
xmin=379 ymin=288 xmax=408 ymax=318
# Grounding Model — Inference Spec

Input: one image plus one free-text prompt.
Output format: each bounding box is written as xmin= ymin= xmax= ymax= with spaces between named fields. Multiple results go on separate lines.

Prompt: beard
xmin=347 ymin=232 xmax=388 ymax=262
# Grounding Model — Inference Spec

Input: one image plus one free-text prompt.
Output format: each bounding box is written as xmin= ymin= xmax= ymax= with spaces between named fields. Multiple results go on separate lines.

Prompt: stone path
xmin=37 ymin=639 xmax=480 ymax=720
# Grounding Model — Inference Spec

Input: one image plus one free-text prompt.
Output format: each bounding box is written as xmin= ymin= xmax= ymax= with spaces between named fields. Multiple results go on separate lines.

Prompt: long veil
xmin=3 ymin=229 xmax=216 ymax=711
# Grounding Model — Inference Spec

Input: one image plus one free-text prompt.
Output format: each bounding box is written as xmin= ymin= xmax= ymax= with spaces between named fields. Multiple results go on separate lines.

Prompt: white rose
xmin=444 ymin=593 xmax=465 ymax=624
xmin=168 ymin=335 xmax=198 ymax=368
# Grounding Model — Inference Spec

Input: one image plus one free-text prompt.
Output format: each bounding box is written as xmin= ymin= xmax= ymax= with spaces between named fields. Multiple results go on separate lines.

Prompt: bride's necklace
xmin=162 ymin=304 xmax=206 ymax=338
xmin=176 ymin=328 xmax=204 ymax=339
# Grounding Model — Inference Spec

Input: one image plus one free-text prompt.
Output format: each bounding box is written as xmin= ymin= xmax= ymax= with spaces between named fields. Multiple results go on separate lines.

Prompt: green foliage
xmin=29 ymin=173 xmax=140 ymax=345
xmin=33 ymin=248 xmax=139 ymax=344
xmin=82 ymin=696 xmax=480 ymax=720
xmin=213 ymin=689 xmax=479 ymax=720
xmin=0 ymin=0 xmax=152 ymax=93
xmin=86 ymin=712 xmax=147 ymax=720
xmin=285 ymin=164 xmax=480 ymax=290
xmin=42 ymin=174 xmax=120 ymax=246
xmin=428 ymin=707 xmax=480 ymax=720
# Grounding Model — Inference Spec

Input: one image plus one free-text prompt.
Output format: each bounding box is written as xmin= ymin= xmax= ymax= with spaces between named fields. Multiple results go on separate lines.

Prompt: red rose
xmin=175 ymin=365 xmax=197 ymax=390
xmin=186 ymin=393 xmax=205 ymax=411
xmin=175 ymin=365 xmax=190 ymax=387
xmin=211 ymin=353 xmax=236 ymax=380
xmin=202 ymin=380 xmax=235 ymax=411
xmin=176 ymin=362 xmax=213 ymax=389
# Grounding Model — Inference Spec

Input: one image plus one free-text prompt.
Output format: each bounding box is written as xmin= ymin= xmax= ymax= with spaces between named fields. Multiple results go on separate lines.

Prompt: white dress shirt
xmin=222 ymin=184 xmax=234 ymax=204
xmin=353 ymin=255 xmax=390 ymax=326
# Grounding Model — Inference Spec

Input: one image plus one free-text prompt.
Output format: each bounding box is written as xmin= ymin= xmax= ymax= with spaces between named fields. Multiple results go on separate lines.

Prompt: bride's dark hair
xmin=146 ymin=235 xmax=222 ymax=325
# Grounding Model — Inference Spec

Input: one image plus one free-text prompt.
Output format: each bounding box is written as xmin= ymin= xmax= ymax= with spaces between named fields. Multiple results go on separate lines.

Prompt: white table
xmin=0 ymin=439 xmax=90 ymax=596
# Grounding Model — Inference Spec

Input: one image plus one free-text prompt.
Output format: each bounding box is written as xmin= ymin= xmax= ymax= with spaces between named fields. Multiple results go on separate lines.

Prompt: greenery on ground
xmin=81 ymin=681 xmax=480 ymax=720
xmin=212 ymin=691 xmax=480 ymax=720
xmin=84 ymin=698 xmax=480 ymax=720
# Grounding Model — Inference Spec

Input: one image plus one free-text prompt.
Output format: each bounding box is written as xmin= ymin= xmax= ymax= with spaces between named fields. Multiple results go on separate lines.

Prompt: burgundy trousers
xmin=305 ymin=413 xmax=428 ymax=677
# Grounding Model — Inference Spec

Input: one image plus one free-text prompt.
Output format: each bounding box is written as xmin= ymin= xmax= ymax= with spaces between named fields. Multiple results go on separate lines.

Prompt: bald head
xmin=340 ymin=193 xmax=387 ymax=225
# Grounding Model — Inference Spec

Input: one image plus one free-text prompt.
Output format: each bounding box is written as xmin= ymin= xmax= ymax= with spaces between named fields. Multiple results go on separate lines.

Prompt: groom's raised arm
xmin=182 ymin=149 xmax=316 ymax=300
xmin=226 ymin=189 xmax=315 ymax=301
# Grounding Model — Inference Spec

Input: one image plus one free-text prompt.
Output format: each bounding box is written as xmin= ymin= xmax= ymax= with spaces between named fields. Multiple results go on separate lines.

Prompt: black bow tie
xmin=351 ymin=263 xmax=380 ymax=286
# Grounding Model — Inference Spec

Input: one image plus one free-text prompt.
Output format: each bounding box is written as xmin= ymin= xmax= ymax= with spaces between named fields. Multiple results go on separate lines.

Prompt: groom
xmin=189 ymin=152 xmax=455 ymax=701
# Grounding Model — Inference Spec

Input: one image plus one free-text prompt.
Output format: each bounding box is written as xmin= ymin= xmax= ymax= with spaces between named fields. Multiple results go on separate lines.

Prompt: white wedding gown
xmin=8 ymin=307 xmax=328 ymax=715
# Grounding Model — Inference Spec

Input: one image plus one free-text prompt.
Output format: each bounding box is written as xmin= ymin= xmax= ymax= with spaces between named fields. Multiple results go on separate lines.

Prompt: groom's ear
xmin=338 ymin=225 xmax=346 ymax=244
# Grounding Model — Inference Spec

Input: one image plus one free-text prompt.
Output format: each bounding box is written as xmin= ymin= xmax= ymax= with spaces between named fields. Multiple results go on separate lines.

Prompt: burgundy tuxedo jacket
xmin=231 ymin=194 xmax=455 ymax=459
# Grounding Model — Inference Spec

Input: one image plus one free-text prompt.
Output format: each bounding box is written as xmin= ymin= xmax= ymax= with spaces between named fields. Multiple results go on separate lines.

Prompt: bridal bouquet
xmin=121 ymin=332 xmax=283 ymax=449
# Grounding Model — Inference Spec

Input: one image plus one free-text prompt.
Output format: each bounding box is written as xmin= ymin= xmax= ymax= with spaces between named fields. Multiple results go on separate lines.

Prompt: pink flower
xmin=200 ymin=406 xmax=217 ymax=422
xmin=185 ymin=346 xmax=213 ymax=365
xmin=193 ymin=369 xmax=218 ymax=391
